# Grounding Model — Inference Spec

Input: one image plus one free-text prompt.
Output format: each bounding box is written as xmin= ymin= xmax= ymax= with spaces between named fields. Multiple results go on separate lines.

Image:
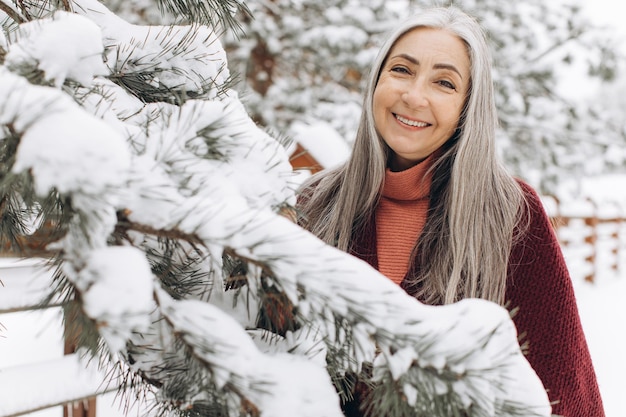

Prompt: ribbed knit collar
xmin=382 ymin=154 xmax=435 ymax=201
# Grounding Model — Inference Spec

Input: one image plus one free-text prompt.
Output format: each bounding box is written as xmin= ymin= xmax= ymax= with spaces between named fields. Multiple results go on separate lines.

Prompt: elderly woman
xmin=297 ymin=6 xmax=604 ymax=417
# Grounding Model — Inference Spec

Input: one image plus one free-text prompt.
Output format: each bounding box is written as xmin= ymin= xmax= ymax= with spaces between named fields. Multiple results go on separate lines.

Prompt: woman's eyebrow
xmin=433 ymin=63 xmax=464 ymax=80
xmin=390 ymin=54 xmax=464 ymax=80
xmin=389 ymin=53 xmax=419 ymax=66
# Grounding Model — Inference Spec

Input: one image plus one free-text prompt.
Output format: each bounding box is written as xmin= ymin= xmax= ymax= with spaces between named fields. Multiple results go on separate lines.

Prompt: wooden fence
xmin=544 ymin=195 xmax=626 ymax=283
xmin=0 ymin=258 xmax=115 ymax=417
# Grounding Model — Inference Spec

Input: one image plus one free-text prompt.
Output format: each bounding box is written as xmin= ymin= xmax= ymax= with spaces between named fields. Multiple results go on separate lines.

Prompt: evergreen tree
xmin=223 ymin=0 xmax=401 ymax=146
xmin=1 ymin=0 xmax=554 ymax=416
xmin=223 ymin=0 xmax=624 ymax=193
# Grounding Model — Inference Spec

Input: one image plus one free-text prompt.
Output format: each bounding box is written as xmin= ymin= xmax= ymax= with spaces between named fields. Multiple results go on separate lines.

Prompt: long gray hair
xmin=297 ymin=7 xmax=525 ymax=306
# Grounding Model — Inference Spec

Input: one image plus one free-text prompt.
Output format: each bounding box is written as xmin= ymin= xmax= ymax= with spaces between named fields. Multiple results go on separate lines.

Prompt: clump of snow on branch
xmin=77 ymin=247 xmax=156 ymax=353
xmin=4 ymin=11 xmax=107 ymax=87
xmin=157 ymin=288 xmax=343 ymax=417
xmin=5 ymin=77 xmax=130 ymax=198
xmin=72 ymin=0 xmax=230 ymax=98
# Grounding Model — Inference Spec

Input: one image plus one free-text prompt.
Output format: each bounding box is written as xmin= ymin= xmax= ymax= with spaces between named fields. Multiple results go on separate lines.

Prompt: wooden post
xmin=63 ymin=312 xmax=97 ymax=417
xmin=583 ymin=198 xmax=598 ymax=283
xmin=607 ymin=201 xmax=622 ymax=274
xmin=63 ymin=399 xmax=97 ymax=417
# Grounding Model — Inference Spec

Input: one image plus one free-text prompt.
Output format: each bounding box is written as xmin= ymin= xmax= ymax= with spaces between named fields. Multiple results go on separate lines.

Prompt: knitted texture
xmin=347 ymin=180 xmax=604 ymax=417
xmin=505 ymin=181 xmax=605 ymax=416
xmin=376 ymin=156 xmax=433 ymax=283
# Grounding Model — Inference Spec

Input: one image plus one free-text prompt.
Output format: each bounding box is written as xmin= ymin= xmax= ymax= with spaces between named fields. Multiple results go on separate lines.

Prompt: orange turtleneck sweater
xmin=375 ymin=155 xmax=434 ymax=284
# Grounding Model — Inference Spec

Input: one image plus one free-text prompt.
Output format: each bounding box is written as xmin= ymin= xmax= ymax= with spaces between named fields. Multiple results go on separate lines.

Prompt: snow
xmin=12 ymin=101 xmax=131 ymax=198
xmin=299 ymin=25 xmax=369 ymax=50
xmin=290 ymin=120 xmax=352 ymax=169
xmin=77 ymin=247 xmax=156 ymax=354
xmin=1 ymin=0 xmax=625 ymax=416
xmin=0 ymin=257 xmax=58 ymax=312
xmin=2 ymin=245 xmax=624 ymax=416
xmin=576 ymin=276 xmax=625 ymax=417
xmin=71 ymin=0 xmax=230 ymax=96
xmin=577 ymin=0 xmax=626 ymax=54
xmin=156 ymin=288 xmax=344 ymax=416
xmin=0 ymin=353 xmax=114 ymax=416
xmin=556 ymin=0 xmax=626 ymax=100
xmin=194 ymin=206 xmax=550 ymax=413
xmin=4 ymin=12 xmax=107 ymax=87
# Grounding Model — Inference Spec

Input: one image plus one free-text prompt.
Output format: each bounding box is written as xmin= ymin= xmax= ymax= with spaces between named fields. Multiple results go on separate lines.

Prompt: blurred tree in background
xmin=102 ymin=0 xmax=626 ymax=193
xmin=219 ymin=0 xmax=625 ymax=193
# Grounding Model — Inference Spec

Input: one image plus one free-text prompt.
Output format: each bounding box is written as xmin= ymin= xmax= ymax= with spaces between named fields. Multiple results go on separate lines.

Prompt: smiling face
xmin=373 ymin=27 xmax=470 ymax=171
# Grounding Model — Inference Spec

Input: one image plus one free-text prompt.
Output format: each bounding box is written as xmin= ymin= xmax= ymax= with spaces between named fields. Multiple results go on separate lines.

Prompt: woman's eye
xmin=391 ymin=66 xmax=410 ymax=74
xmin=438 ymin=80 xmax=456 ymax=90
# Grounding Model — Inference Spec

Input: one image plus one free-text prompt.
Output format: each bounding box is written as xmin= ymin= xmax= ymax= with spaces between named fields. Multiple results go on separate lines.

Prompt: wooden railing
xmin=544 ymin=195 xmax=626 ymax=283
xmin=0 ymin=257 xmax=114 ymax=417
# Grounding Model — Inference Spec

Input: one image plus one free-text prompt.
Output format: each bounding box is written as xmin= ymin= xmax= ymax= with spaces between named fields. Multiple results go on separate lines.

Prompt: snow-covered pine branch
xmin=71 ymin=0 xmax=233 ymax=102
xmin=156 ymin=287 xmax=342 ymax=417
xmin=0 ymin=1 xmax=551 ymax=416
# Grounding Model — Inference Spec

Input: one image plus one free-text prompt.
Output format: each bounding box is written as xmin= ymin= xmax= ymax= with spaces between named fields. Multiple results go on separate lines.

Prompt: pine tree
xmin=223 ymin=0 xmax=624 ymax=194
xmin=223 ymin=0 xmax=401 ymax=144
xmin=472 ymin=0 xmax=624 ymax=192
xmin=1 ymin=0 xmax=554 ymax=416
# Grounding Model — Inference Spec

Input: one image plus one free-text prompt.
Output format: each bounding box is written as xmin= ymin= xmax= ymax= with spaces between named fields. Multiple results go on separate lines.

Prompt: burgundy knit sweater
xmin=344 ymin=180 xmax=604 ymax=417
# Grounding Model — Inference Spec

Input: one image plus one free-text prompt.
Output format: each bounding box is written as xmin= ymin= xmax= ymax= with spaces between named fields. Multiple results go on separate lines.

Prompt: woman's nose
xmin=401 ymin=81 xmax=429 ymax=108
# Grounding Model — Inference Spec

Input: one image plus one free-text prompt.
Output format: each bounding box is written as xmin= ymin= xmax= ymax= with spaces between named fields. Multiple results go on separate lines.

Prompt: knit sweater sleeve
xmin=507 ymin=181 xmax=605 ymax=417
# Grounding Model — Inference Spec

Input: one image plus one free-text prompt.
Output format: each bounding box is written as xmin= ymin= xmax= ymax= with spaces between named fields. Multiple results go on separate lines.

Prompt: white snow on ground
xmin=575 ymin=274 xmax=625 ymax=417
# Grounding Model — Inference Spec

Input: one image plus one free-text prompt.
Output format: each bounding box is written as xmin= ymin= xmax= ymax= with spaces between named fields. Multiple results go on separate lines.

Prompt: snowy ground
xmin=574 ymin=273 xmax=625 ymax=417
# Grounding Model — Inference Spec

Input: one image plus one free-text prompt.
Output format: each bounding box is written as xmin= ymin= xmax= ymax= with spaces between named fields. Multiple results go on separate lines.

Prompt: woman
xmin=297 ymin=6 xmax=604 ymax=417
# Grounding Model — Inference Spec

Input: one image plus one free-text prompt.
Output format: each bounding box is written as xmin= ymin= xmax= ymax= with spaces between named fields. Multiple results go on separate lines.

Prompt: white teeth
xmin=395 ymin=114 xmax=428 ymax=127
